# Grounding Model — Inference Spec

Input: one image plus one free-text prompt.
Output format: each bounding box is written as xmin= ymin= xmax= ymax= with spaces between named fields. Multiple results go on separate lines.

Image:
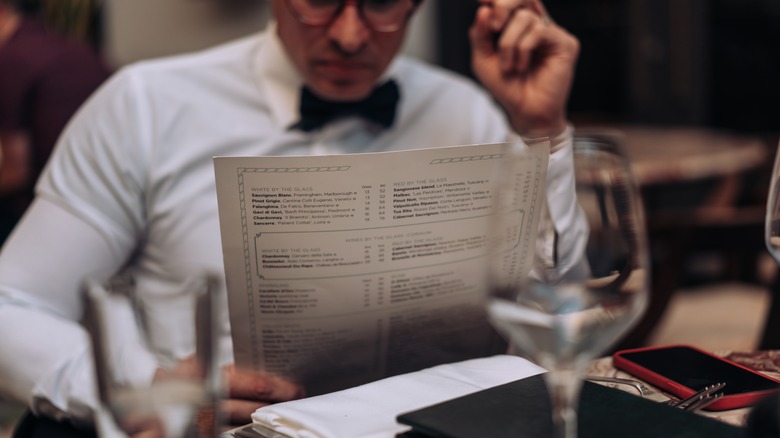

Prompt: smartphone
xmin=613 ymin=344 xmax=780 ymax=411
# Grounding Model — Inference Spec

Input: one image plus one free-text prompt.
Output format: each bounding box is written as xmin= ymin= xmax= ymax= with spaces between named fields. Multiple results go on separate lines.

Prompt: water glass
xmin=83 ymin=273 xmax=223 ymax=438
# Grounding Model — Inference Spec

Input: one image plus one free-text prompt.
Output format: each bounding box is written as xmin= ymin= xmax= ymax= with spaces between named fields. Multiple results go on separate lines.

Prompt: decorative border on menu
xmin=236 ymin=166 xmax=351 ymax=369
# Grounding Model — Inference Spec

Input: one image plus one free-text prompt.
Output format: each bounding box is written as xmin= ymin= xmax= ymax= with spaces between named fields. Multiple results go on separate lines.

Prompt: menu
xmin=213 ymin=142 xmax=548 ymax=395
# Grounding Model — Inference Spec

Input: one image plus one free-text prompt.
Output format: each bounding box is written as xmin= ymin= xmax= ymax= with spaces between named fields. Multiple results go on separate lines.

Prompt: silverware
xmin=585 ymin=375 xmax=670 ymax=403
xmin=671 ymin=382 xmax=727 ymax=411
xmin=683 ymin=391 xmax=724 ymax=412
xmin=585 ymin=376 xmax=727 ymax=412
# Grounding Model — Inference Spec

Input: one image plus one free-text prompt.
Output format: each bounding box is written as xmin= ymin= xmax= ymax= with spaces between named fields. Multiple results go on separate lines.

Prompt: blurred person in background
xmin=0 ymin=0 xmax=111 ymax=244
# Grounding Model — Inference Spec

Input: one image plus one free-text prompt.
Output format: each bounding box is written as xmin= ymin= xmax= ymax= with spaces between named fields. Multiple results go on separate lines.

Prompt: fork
xmin=585 ymin=375 xmax=727 ymax=412
xmin=585 ymin=375 xmax=670 ymax=403
xmin=672 ymin=382 xmax=727 ymax=411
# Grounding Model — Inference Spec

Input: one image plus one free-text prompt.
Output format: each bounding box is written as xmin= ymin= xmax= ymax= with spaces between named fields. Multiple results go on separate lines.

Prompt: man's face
xmin=272 ymin=0 xmax=414 ymax=102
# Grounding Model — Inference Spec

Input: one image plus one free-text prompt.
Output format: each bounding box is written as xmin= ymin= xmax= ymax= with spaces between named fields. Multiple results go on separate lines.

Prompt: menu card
xmin=213 ymin=142 xmax=548 ymax=395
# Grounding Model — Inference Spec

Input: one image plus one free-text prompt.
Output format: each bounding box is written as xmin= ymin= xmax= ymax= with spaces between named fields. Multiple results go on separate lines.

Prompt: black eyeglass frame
xmin=284 ymin=0 xmax=418 ymax=33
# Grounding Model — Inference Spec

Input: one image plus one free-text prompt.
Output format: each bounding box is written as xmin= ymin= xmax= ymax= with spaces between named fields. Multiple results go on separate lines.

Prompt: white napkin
xmin=251 ymin=355 xmax=546 ymax=438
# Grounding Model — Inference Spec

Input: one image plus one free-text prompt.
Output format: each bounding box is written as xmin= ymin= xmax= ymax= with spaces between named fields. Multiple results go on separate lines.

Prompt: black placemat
xmin=397 ymin=375 xmax=742 ymax=438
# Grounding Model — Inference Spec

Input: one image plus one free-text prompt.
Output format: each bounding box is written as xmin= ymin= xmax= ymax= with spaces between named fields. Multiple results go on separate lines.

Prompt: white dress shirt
xmin=0 ymin=23 xmax=583 ymax=423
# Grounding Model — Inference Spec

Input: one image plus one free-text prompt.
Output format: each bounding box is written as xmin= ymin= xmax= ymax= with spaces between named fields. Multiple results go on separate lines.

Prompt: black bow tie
xmin=292 ymin=80 xmax=400 ymax=132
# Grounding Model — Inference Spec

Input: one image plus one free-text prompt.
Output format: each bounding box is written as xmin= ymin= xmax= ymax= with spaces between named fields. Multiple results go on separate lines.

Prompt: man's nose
xmin=327 ymin=2 xmax=370 ymax=53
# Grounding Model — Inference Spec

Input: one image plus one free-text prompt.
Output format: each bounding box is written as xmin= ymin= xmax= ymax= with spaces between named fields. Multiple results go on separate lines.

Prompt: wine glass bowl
xmin=485 ymin=134 xmax=650 ymax=437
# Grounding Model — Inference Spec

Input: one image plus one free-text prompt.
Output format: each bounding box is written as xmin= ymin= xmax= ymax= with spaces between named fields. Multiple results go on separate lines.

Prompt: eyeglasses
xmin=285 ymin=0 xmax=416 ymax=33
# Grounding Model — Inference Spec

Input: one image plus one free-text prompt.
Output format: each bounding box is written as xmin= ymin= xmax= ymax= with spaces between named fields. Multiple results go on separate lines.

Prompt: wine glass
xmin=485 ymin=134 xmax=650 ymax=438
xmin=765 ymin=139 xmax=780 ymax=264
xmin=83 ymin=272 xmax=224 ymax=438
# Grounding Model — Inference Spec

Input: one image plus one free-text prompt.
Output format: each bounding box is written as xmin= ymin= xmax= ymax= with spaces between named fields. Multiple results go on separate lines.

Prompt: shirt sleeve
xmin=0 ymin=69 xmax=151 ymax=424
xmin=534 ymin=126 xmax=588 ymax=281
xmin=0 ymin=198 xmax=125 ymax=424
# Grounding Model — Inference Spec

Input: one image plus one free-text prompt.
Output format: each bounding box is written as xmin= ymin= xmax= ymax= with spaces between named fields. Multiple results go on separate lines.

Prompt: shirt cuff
xmin=534 ymin=125 xmax=588 ymax=279
xmin=508 ymin=124 xmax=574 ymax=155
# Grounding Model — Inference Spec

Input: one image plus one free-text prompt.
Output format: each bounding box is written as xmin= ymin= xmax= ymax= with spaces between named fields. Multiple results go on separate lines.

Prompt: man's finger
xmin=469 ymin=6 xmax=498 ymax=56
xmin=221 ymin=398 xmax=268 ymax=425
xmin=516 ymin=24 xmax=548 ymax=72
xmin=495 ymin=8 xmax=538 ymax=73
xmin=527 ymin=0 xmax=551 ymax=22
xmin=226 ymin=365 xmax=305 ymax=402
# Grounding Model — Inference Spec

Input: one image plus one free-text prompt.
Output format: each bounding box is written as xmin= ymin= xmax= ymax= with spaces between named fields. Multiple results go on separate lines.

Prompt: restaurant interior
xmin=1 ymin=0 xmax=779 ymax=436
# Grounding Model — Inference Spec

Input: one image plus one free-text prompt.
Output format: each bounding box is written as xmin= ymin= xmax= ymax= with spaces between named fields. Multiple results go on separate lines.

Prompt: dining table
xmin=221 ymin=349 xmax=780 ymax=438
xmin=586 ymin=349 xmax=780 ymax=428
xmin=2 ymin=350 xmax=777 ymax=437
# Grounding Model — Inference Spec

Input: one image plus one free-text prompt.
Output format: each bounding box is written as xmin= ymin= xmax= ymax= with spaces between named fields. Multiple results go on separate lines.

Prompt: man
xmin=0 ymin=0 xmax=111 ymax=244
xmin=0 ymin=0 xmax=581 ymax=434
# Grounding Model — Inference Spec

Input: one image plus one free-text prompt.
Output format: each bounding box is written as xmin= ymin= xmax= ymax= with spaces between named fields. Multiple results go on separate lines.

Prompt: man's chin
xmin=306 ymin=81 xmax=375 ymax=102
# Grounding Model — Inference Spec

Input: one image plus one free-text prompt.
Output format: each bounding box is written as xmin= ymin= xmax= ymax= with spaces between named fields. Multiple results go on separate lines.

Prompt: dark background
xmin=436 ymin=0 xmax=780 ymax=138
xmin=436 ymin=0 xmax=780 ymax=348
xmin=22 ymin=0 xmax=780 ymax=139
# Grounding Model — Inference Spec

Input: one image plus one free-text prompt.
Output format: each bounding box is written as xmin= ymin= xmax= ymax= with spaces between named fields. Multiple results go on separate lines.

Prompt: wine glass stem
xmin=545 ymin=369 xmax=584 ymax=438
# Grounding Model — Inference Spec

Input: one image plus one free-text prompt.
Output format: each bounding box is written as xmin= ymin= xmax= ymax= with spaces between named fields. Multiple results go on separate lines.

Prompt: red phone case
xmin=612 ymin=344 xmax=780 ymax=411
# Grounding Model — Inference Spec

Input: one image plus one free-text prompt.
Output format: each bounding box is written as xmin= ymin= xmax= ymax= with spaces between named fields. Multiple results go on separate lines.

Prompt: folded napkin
xmin=251 ymin=355 xmax=545 ymax=438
